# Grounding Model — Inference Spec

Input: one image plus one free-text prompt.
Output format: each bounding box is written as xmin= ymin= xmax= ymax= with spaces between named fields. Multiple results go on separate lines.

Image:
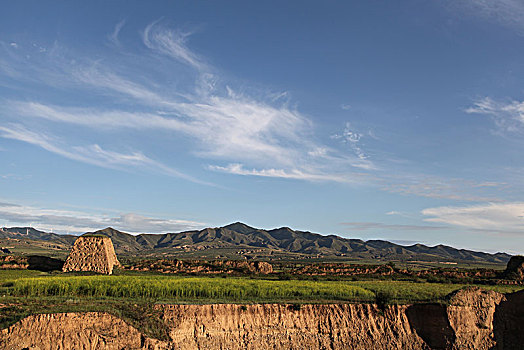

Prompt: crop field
xmin=4 ymin=274 xmax=375 ymax=302
xmin=1 ymin=270 xmax=522 ymax=304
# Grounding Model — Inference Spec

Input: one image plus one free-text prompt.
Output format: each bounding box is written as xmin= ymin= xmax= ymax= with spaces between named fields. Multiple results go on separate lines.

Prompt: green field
xmin=1 ymin=270 xmax=522 ymax=304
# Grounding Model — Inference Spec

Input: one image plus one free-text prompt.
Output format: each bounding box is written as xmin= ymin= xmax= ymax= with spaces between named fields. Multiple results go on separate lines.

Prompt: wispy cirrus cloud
xmin=143 ymin=20 xmax=207 ymax=71
xmin=6 ymin=94 xmax=315 ymax=170
xmin=0 ymin=200 xmax=204 ymax=234
xmin=209 ymin=163 xmax=366 ymax=183
xmin=0 ymin=20 xmax=507 ymax=203
xmin=383 ymin=175 xmax=505 ymax=202
xmin=448 ymin=0 xmax=524 ymax=35
xmin=466 ymin=97 xmax=524 ymax=135
xmin=331 ymin=122 xmax=372 ymax=165
xmin=111 ymin=213 xmax=204 ymax=234
xmin=0 ymin=20 xmax=373 ymax=185
xmin=108 ymin=19 xmax=126 ymax=47
xmin=71 ymin=66 xmax=189 ymax=108
xmin=0 ymin=124 xmax=204 ymax=183
xmin=340 ymin=221 xmax=445 ymax=231
xmin=422 ymin=202 xmax=524 ymax=235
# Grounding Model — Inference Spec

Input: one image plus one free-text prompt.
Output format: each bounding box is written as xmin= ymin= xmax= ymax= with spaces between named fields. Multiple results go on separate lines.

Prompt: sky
xmin=1 ymin=0 xmax=524 ymax=254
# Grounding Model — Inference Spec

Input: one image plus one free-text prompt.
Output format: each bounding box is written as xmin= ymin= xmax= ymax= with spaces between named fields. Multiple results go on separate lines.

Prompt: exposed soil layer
xmin=446 ymin=288 xmax=504 ymax=349
xmin=0 ymin=312 xmax=166 ymax=350
xmin=1 ymin=288 xmax=522 ymax=350
xmin=161 ymin=303 xmax=427 ymax=350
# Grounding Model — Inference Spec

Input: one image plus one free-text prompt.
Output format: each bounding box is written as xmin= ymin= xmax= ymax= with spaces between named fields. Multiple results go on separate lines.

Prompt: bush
xmin=375 ymin=290 xmax=393 ymax=310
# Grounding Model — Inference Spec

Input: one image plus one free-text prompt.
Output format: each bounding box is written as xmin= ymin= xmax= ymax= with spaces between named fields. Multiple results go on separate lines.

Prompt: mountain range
xmin=0 ymin=223 xmax=511 ymax=266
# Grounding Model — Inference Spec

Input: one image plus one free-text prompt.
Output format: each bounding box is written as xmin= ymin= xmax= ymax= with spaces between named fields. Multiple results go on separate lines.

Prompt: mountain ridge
xmin=0 ymin=224 xmax=511 ymax=264
xmin=86 ymin=223 xmax=510 ymax=264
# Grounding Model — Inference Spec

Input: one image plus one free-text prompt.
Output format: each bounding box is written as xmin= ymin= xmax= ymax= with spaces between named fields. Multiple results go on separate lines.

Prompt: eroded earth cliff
xmin=1 ymin=288 xmax=522 ymax=350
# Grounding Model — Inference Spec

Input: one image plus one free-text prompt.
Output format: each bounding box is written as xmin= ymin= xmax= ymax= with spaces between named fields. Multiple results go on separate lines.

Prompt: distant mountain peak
xmin=92 ymin=227 xmax=115 ymax=234
xmin=87 ymin=227 xmax=129 ymax=237
xmin=222 ymin=222 xmax=257 ymax=233
xmin=275 ymin=226 xmax=294 ymax=232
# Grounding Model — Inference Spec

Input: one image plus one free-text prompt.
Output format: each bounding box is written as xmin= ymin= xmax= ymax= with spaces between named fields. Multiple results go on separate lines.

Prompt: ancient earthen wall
xmin=62 ymin=236 xmax=121 ymax=274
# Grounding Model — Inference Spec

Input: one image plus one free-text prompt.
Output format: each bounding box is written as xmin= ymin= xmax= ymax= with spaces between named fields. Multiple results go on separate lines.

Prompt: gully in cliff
xmin=62 ymin=234 xmax=122 ymax=275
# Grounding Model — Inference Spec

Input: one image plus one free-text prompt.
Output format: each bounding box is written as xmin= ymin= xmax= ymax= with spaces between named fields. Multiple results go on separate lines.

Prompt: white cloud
xmin=108 ymin=19 xmax=126 ymax=46
xmin=3 ymin=20 xmax=497 ymax=199
xmin=72 ymin=67 xmax=187 ymax=108
xmin=0 ymin=174 xmax=29 ymax=180
xmin=2 ymin=22 xmax=373 ymax=183
xmin=384 ymin=175 xmax=504 ymax=202
xmin=143 ymin=20 xmax=206 ymax=71
xmin=340 ymin=221 xmax=444 ymax=231
xmin=0 ymin=124 xmax=204 ymax=184
xmin=112 ymin=213 xmax=203 ymax=233
xmin=7 ymin=96 xmax=313 ymax=170
xmin=450 ymin=0 xmax=524 ymax=35
xmin=8 ymin=101 xmax=183 ymax=130
xmin=331 ymin=122 xmax=372 ymax=164
xmin=422 ymin=202 xmax=524 ymax=234
xmin=0 ymin=200 xmax=204 ymax=234
xmin=209 ymin=163 xmax=362 ymax=183
xmin=466 ymin=97 xmax=524 ymax=135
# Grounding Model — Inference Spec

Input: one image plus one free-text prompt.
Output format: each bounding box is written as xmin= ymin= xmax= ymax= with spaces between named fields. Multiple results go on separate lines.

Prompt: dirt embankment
xmin=0 ymin=312 xmax=163 ymax=350
xmin=1 ymin=288 xmax=522 ymax=350
xmin=406 ymin=288 xmax=517 ymax=350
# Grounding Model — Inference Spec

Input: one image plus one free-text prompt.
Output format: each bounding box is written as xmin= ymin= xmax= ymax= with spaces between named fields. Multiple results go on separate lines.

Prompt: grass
xmin=342 ymin=280 xmax=522 ymax=303
xmin=1 ymin=270 xmax=522 ymax=304
xmin=7 ymin=275 xmax=376 ymax=302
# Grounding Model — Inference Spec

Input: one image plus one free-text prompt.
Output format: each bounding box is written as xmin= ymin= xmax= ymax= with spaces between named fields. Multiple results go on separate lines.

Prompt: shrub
xmin=375 ymin=290 xmax=393 ymax=310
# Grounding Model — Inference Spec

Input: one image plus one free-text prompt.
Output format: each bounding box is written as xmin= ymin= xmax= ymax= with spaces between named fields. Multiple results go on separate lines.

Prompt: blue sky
xmin=1 ymin=1 xmax=524 ymax=254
